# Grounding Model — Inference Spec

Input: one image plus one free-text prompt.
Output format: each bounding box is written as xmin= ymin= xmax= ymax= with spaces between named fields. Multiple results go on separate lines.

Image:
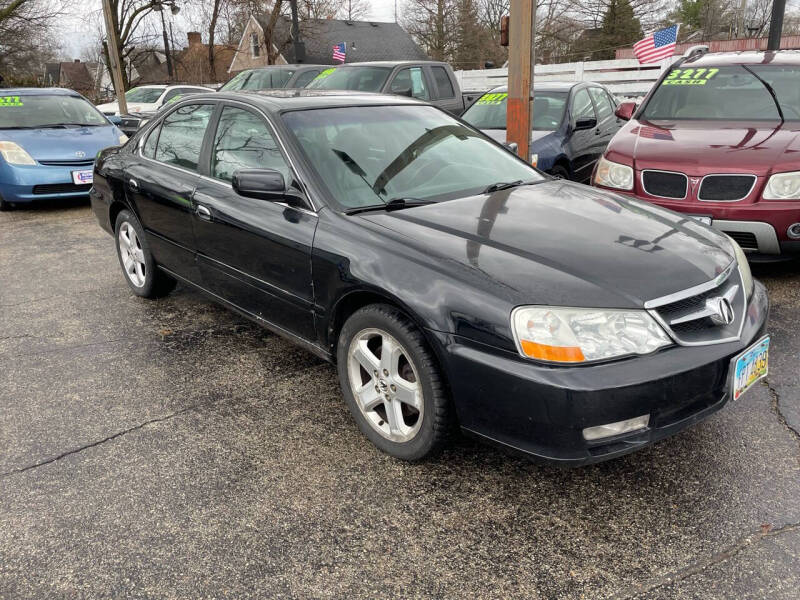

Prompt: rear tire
xmin=337 ymin=304 xmax=453 ymax=461
xmin=114 ymin=209 xmax=176 ymax=298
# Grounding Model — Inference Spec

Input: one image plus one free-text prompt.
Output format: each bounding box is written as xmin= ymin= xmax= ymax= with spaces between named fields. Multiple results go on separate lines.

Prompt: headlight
xmin=726 ymin=235 xmax=754 ymax=300
xmin=0 ymin=141 xmax=36 ymax=165
xmin=763 ymin=171 xmax=800 ymax=199
xmin=594 ymin=156 xmax=633 ymax=190
xmin=511 ymin=306 xmax=671 ymax=363
xmin=531 ymin=153 xmax=538 ymax=168
xmin=118 ymin=133 xmax=129 ymax=145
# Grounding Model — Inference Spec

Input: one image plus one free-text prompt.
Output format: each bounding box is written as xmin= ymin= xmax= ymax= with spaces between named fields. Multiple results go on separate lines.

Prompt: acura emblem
xmin=706 ymin=296 xmax=735 ymax=325
xmin=75 ymin=151 xmax=86 ymax=158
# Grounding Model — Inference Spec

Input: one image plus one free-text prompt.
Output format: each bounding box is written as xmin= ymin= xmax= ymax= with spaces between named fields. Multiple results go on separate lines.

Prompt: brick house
xmin=43 ymin=60 xmax=98 ymax=100
xmin=228 ymin=15 xmax=428 ymax=74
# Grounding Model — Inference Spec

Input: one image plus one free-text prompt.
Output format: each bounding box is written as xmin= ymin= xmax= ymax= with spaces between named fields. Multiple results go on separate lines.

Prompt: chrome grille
xmin=698 ymin=174 xmax=756 ymax=201
xmin=642 ymin=170 xmax=687 ymax=199
xmin=646 ymin=263 xmax=745 ymax=346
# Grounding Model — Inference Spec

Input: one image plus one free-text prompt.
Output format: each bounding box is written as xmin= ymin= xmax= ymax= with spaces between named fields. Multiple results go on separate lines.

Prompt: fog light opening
xmin=583 ymin=414 xmax=650 ymax=441
xmin=787 ymin=223 xmax=800 ymax=240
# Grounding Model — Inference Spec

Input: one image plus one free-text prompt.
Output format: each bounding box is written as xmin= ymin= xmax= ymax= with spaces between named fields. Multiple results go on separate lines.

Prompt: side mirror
xmin=615 ymin=101 xmax=637 ymax=121
xmin=232 ymin=168 xmax=307 ymax=208
xmin=393 ymin=87 xmax=414 ymax=98
xmin=503 ymin=141 xmax=518 ymax=153
xmin=574 ymin=116 xmax=597 ymax=131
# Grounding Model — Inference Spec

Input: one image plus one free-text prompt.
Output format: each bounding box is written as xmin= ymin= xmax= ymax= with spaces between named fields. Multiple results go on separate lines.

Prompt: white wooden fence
xmin=455 ymin=57 xmax=675 ymax=99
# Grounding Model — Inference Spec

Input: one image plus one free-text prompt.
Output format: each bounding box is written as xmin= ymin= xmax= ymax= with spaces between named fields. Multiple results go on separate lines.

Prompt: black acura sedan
xmin=90 ymin=90 xmax=769 ymax=466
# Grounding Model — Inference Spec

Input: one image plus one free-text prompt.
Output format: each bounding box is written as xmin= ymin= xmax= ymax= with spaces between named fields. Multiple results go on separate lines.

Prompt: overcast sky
xmin=58 ymin=0 xmax=401 ymax=60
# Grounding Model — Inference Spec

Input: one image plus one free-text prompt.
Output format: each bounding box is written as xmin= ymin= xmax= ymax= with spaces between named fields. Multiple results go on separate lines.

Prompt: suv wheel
xmin=114 ymin=210 xmax=176 ymax=298
xmin=337 ymin=304 xmax=453 ymax=461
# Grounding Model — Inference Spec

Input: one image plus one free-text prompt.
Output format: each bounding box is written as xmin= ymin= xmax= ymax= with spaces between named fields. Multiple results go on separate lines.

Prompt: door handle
xmin=195 ymin=204 xmax=212 ymax=221
xmin=127 ymin=178 xmax=139 ymax=192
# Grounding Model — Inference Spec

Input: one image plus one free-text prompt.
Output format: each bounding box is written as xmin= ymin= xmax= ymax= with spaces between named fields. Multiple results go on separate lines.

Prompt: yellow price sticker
xmin=662 ymin=68 xmax=719 ymax=86
xmin=0 ymin=96 xmax=23 ymax=107
xmin=476 ymin=92 xmax=508 ymax=105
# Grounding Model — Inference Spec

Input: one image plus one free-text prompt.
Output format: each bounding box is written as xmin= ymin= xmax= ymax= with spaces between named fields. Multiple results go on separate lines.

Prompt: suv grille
xmin=698 ymin=175 xmax=756 ymax=201
xmin=32 ymin=183 xmax=92 ymax=195
xmin=648 ymin=264 xmax=745 ymax=345
xmin=642 ymin=170 xmax=687 ymax=199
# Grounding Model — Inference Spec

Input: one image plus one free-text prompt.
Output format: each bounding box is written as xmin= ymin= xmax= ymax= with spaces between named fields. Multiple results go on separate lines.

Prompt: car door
xmin=124 ymin=102 xmax=215 ymax=279
xmin=428 ymin=65 xmax=462 ymax=114
xmin=588 ymin=86 xmax=619 ymax=157
xmin=565 ymin=87 xmax=599 ymax=183
xmin=191 ymin=103 xmax=317 ymax=340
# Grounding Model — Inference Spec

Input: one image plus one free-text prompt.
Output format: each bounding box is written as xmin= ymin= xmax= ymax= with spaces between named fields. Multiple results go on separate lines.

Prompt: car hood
xmin=360 ymin=181 xmax=733 ymax=308
xmin=0 ymin=126 xmax=121 ymax=162
xmin=612 ymin=119 xmax=800 ymax=175
xmin=96 ymin=101 xmax=156 ymax=115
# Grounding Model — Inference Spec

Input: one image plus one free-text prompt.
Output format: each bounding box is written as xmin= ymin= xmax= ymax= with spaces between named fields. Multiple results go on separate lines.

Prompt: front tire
xmin=0 ymin=193 xmax=12 ymax=211
xmin=114 ymin=209 xmax=176 ymax=298
xmin=337 ymin=304 xmax=453 ymax=461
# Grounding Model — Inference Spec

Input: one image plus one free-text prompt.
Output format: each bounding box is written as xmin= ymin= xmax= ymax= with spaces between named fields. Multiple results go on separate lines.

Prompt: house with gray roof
xmin=228 ymin=15 xmax=428 ymax=74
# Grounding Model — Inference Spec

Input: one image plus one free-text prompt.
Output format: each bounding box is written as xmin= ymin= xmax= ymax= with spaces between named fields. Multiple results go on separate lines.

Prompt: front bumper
xmin=431 ymin=281 xmax=769 ymax=466
xmin=603 ymin=188 xmax=800 ymax=257
xmin=0 ymin=162 xmax=93 ymax=204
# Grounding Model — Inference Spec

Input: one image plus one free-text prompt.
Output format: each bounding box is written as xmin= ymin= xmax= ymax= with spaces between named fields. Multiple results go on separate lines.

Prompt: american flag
xmin=633 ymin=25 xmax=679 ymax=64
xmin=332 ymin=42 xmax=346 ymax=63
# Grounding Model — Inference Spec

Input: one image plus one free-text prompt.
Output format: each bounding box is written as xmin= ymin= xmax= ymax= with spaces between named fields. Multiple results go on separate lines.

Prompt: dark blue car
xmin=0 ymin=88 xmax=127 ymax=210
xmin=462 ymin=82 xmax=623 ymax=182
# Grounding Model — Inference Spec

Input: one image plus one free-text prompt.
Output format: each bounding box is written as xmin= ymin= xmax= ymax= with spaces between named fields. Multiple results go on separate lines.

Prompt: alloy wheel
xmin=347 ymin=328 xmax=424 ymax=442
xmin=118 ymin=222 xmax=146 ymax=288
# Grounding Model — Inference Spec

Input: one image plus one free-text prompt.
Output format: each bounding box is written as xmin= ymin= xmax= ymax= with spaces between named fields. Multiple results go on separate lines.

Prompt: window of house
xmin=211 ymin=106 xmax=291 ymax=184
xmin=431 ymin=67 xmax=455 ymax=98
xmin=251 ymin=32 xmax=260 ymax=57
xmin=154 ymin=104 xmax=214 ymax=170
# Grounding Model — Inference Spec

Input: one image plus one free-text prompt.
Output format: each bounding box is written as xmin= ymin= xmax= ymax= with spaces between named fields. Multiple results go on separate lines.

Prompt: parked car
xmin=0 ymin=88 xmax=127 ymax=210
xmin=96 ymin=84 xmax=211 ymax=117
xmin=90 ymin=91 xmax=768 ymax=466
xmin=462 ymin=82 xmax=623 ymax=181
xmin=220 ymin=65 xmax=327 ymax=92
xmin=117 ymin=88 xmax=210 ymax=137
xmin=306 ymin=61 xmax=466 ymax=115
xmin=594 ymin=49 xmax=800 ymax=260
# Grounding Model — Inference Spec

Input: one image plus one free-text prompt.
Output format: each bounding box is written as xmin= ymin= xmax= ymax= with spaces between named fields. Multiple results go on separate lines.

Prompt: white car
xmin=96 ymin=84 xmax=210 ymax=116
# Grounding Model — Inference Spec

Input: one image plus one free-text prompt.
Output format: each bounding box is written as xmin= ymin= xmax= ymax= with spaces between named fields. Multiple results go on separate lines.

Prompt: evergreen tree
xmin=598 ymin=0 xmax=642 ymax=59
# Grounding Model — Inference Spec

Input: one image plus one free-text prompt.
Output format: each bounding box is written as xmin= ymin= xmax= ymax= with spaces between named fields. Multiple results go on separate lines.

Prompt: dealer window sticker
xmin=477 ymin=92 xmax=508 ymax=105
xmin=661 ymin=68 xmax=720 ymax=86
xmin=0 ymin=96 xmax=23 ymax=107
xmin=314 ymin=68 xmax=336 ymax=80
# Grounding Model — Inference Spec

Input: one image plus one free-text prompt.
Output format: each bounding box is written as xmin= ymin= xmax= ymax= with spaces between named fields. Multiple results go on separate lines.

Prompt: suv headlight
xmin=118 ymin=133 xmax=129 ymax=145
xmin=0 ymin=141 xmax=36 ymax=165
xmin=594 ymin=156 xmax=634 ymax=190
xmin=511 ymin=306 xmax=671 ymax=363
xmin=763 ymin=171 xmax=800 ymax=199
xmin=725 ymin=235 xmax=754 ymax=300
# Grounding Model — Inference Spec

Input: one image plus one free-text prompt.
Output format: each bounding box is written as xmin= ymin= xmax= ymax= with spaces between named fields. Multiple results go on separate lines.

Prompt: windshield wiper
xmin=742 ymin=65 xmax=784 ymax=123
xmin=344 ymin=197 xmax=435 ymax=215
xmin=483 ymin=180 xmax=527 ymax=194
xmin=60 ymin=122 xmax=103 ymax=128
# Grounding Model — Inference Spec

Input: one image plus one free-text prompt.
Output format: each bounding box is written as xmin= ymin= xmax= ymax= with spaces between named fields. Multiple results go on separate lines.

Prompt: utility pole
xmin=739 ymin=0 xmax=747 ymax=37
xmin=101 ymin=0 xmax=128 ymax=114
xmin=289 ymin=0 xmax=306 ymax=63
xmin=159 ymin=9 xmax=174 ymax=80
xmin=767 ymin=0 xmax=785 ymax=51
xmin=507 ymin=0 xmax=536 ymax=161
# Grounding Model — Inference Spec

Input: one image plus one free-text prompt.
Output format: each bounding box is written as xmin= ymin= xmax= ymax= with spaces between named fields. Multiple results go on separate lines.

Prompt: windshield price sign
xmin=477 ymin=92 xmax=508 ymax=105
xmin=0 ymin=96 xmax=23 ymax=107
xmin=662 ymin=68 xmax=719 ymax=86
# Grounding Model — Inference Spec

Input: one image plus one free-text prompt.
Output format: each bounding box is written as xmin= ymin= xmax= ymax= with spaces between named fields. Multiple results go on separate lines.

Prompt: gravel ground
xmin=1 ymin=201 xmax=798 ymax=599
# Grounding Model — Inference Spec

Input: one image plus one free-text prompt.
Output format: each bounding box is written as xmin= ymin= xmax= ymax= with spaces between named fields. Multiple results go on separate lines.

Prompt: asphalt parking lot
xmin=1 ymin=201 xmax=799 ymax=599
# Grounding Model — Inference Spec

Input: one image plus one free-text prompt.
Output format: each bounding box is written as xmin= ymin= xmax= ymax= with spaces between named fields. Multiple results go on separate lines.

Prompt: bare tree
xmin=337 ymin=0 xmax=370 ymax=20
xmin=0 ymin=0 xmax=63 ymax=84
xmin=403 ymin=0 xmax=458 ymax=61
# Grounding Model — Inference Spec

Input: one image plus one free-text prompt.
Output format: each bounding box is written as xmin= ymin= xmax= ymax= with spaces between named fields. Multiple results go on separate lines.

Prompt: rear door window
xmin=154 ymin=104 xmax=214 ymax=170
xmin=431 ymin=67 xmax=455 ymax=98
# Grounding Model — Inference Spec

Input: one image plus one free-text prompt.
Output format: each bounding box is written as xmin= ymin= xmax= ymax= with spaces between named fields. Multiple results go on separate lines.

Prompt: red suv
xmin=594 ymin=49 xmax=800 ymax=259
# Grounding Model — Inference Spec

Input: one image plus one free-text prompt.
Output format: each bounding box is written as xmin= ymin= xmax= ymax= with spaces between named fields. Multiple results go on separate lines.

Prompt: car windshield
xmin=0 ymin=94 xmax=108 ymax=128
xmin=220 ymin=68 xmax=296 ymax=91
xmin=282 ymin=105 xmax=543 ymax=210
xmin=306 ymin=67 xmax=392 ymax=92
xmin=462 ymin=91 xmax=568 ymax=130
xmin=642 ymin=65 xmax=800 ymax=120
xmin=125 ymin=87 xmax=165 ymax=103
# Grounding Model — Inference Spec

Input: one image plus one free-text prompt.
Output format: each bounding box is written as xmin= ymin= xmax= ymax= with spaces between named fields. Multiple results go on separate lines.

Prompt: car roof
xmin=328 ymin=60 xmax=447 ymax=68
xmin=186 ymin=89 xmax=427 ymax=112
xmin=239 ymin=64 xmax=327 ymax=71
xmin=1 ymin=87 xmax=81 ymax=96
xmin=482 ymin=81 xmax=594 ymax=94
xmin=683 ymin=49 xmax=800 ymax=67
